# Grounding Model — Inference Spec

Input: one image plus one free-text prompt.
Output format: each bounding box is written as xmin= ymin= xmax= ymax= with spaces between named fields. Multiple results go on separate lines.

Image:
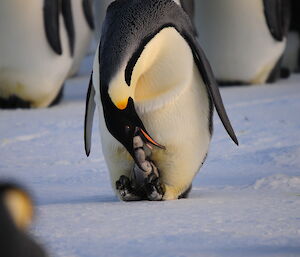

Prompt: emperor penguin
xmin=195 ymin=0 xmax=290 ymax=85
xmin=0 ymin=0 xmax=75 ymax=108
xmin=85 ymin=0 xmax=238 ymax=201
xmin=0 ymin=183 xmax=47 ymax=257
xmin=68 ymin=0 xmax=95 ymax=77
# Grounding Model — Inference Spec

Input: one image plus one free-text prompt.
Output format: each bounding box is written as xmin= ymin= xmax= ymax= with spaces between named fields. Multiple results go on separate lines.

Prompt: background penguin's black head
xmin=0 ymin=182 xmax=47 ymax=257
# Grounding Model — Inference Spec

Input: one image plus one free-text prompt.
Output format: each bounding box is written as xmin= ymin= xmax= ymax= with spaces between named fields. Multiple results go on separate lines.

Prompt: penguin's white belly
xmin=0 ymin=0 xmax=72 ymax=107
xmin=136 ymin=64 xmax=211 ymax=200
xmin=196 ymin=0 xmax=285 ymax=84
xmin=97 ymin=67 xmax=210 ymax=200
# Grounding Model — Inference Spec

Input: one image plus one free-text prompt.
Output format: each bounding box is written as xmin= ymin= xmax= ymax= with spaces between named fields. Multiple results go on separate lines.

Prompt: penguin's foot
xmin=0 ymin=95 xmax=31 ymax=109
xmin=116 ymin=175 xmax=142 ymax=201
xmin=143 ymin=168 xmax=164 ymax=201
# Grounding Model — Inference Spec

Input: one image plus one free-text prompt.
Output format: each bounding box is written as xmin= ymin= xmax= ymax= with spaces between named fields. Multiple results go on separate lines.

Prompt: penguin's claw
xmin=144 ymin=171 xmax=164 ymax=201
xmin=116 ymin=175 xmax=142 ymax=201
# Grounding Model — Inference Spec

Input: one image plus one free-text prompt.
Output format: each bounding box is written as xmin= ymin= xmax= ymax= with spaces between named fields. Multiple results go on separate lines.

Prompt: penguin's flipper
xmin=263 ymin=0 xmax=291 ymax=41
xmin=43 ymin=0 xmax=62 ymax=55
xmin=82 ymin=0 xmax=95 ymax=30
xmin=188 ymin=38 xmax=239 ymax=145
xmin=61 ymin=0 xmax=75 ymax=56
xmin=84 ymin=73 xmax=96 ymax=157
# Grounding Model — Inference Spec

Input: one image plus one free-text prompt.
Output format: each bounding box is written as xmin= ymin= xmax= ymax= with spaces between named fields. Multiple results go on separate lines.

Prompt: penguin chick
xmin=85 ymin=0 xmax=238 ymax=201
xmin=0 ymin=183 xmax=48 ymax=257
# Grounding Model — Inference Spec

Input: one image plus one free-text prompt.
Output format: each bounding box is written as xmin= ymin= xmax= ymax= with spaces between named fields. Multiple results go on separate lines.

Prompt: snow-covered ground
xmin=0 ymin=55 xmax=300 ymax=257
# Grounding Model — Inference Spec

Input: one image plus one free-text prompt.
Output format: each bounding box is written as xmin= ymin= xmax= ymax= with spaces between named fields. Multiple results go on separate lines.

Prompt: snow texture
xmin=0 ymin=54 xmax=300 ymax=257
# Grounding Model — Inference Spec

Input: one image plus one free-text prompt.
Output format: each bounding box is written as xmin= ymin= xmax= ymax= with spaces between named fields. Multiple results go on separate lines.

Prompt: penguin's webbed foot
xmin=116 ymin=175 xmax=143 ymax=201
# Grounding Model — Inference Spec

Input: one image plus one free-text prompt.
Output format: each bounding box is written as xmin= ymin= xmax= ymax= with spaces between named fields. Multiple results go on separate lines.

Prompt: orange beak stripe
xmin=116 ymin=99 xmax=128 ymax=110
xmin=140 ymin=129 xmax=166 ymax=150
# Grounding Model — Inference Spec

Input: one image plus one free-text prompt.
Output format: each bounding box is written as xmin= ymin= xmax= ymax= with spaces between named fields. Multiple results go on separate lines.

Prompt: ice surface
xmin=0 ymin=56 xmax=300 ymax=257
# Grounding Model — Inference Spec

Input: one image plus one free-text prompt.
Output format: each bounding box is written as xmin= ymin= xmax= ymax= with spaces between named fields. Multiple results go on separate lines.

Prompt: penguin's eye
xmin=124 ymin=125 xmax=131 ymax=134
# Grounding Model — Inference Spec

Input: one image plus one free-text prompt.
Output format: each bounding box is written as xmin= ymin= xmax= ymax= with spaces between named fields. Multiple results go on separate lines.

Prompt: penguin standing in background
xmin=68 ymin=0 xmax=95 ymax=77
xmin=93 ymin=0 xmax=113 ymax=39
xmin=85 ymin=0 xmax=238 ymax=201
xmin=282 ymin=0 xmax=300 ymax=73
xmin=0 ymin=0 xmax=75 ymax=108
xmin=0 ymin=183 xmax=47 ymax=257
xmin=195 ymin=0 xmax=290 ymax=85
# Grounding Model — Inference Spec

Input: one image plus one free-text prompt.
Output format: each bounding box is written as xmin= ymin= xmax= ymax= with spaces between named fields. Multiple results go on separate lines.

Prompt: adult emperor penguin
xmin=195 ymin=0 xmax=290 ymax=85
xmin=85 ymin=0 xmax=238 ymax=201
xmin=68 ymin=0 xmax=95 ymax=77
xmin=0 ymin=0 xmax=75 ymax=108
xmin=0 ymin=183 xmax=47 ymax=257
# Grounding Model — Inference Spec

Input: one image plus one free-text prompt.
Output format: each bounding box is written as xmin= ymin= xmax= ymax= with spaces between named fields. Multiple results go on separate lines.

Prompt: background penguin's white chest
xmin=195 ymin=0 xmax=286 ymax=83
xmin=0 ymin=0 xmax=73 ymax=107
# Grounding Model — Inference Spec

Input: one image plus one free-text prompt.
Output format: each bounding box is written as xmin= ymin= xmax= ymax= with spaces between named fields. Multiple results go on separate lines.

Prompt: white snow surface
xmin=1 ymin=55 xmax=300 ymax=257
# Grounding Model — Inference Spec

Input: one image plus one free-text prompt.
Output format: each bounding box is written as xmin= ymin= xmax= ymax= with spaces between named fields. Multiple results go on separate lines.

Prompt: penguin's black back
xmin=100 ymin=0 xmax=196 ymax=89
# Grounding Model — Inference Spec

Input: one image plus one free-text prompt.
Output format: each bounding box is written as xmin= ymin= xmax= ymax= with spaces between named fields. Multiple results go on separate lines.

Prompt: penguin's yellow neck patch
xmin=108 ymin=65 xmax=133 ymax=110
xmin=132 ymin=27 xmax=194 ymax=112
xmin=4 ymin=189 xmax=33 ymax=230
xmin=108 ymin=27 xmax=193 ymax=113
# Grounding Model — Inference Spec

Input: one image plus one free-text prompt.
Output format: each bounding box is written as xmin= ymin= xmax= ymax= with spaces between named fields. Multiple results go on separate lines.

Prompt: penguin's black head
xmin=101 ymin=91 xmax=165 ymax=165
xmin=0 ymin=183 xmax=33 ymax=230
xmin=0 ymin=182 xmax=48 ymax=257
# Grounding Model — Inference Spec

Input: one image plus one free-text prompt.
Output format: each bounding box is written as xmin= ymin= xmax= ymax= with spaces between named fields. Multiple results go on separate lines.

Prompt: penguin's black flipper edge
xmin=84 ymin=73 xmax=96 ymax=156
xmin=61 ymin=0 xmax=75 ymax=56
xmin=187 ymin=37 xmax=239 ymax=145
xmin=263 ymin=0 xmax=291 ymax=41
xmin=82 ymin=0 xmax=95 ymax=30
xmin=43 ymin=0 xmax=62 ymax=55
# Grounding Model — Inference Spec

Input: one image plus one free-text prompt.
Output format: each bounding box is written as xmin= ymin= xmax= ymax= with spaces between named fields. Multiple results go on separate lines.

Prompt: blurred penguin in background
xmin=282 ymin=0 xmax=300 ymax=73
xmin=68 ymin=0 xmax=95 ymax=77
xmin=195 ymin=0 xmax=290 ymax=85
xmin=0 ymin=182 xmax=48 ymax=257
xmin=0 ymin=0 xmax=75 ymax=109
xmin=93 ymin=0 xmax=113 ymax=39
